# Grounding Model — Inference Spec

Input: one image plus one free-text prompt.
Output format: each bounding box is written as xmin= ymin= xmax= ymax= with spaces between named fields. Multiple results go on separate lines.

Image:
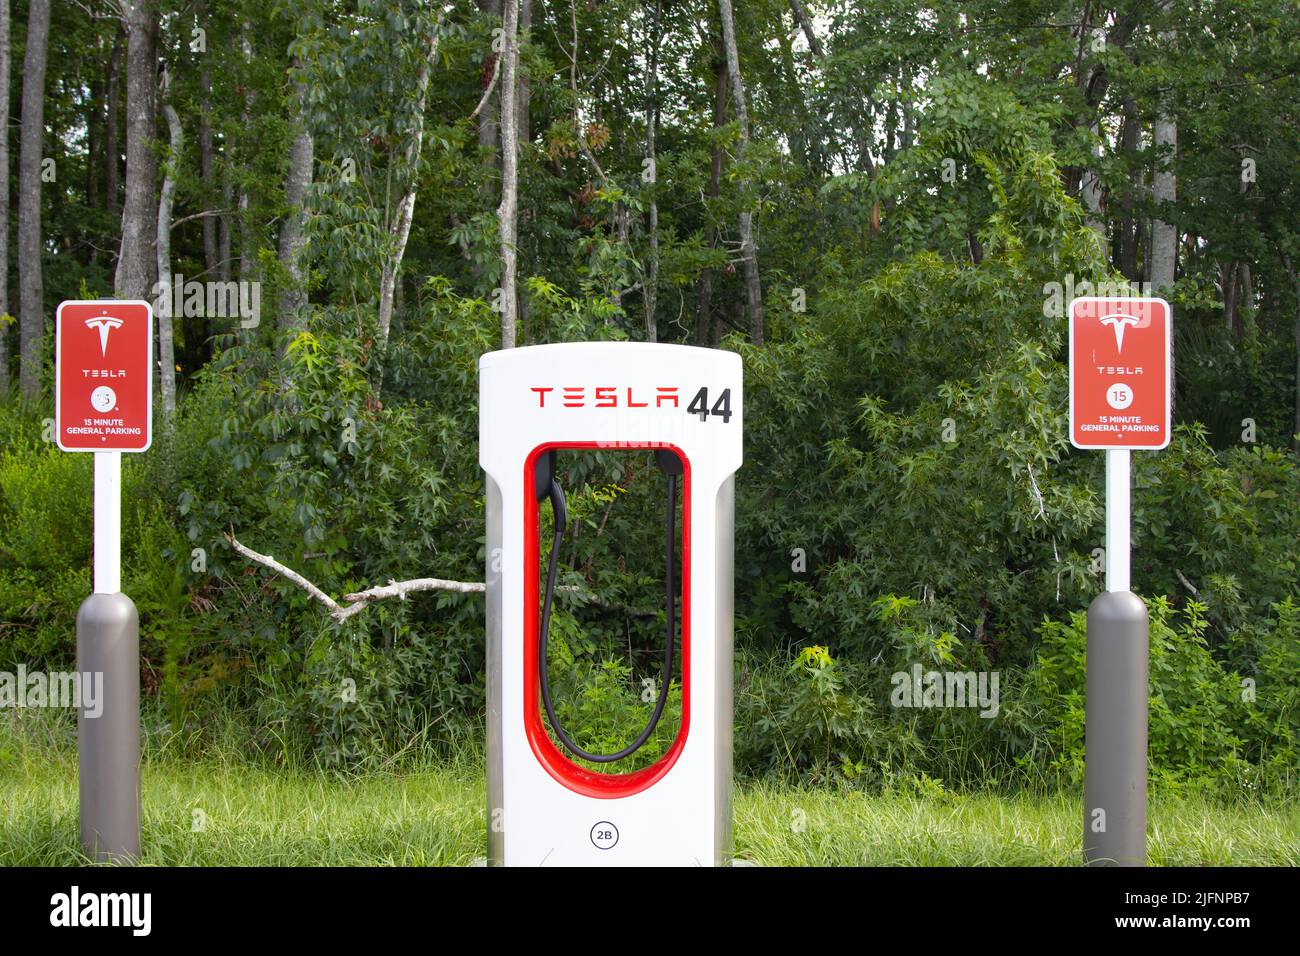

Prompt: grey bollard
xmin=77 ymin=592 xmax=141 ymax=863
xmin=1083 ymin=589 xmax=1149 ymax=866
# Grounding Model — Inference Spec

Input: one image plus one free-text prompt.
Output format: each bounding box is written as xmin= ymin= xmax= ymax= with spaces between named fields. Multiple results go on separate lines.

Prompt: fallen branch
xmin=227 ymin=532 xmax=485 ymax=624
xmin=343 ymin=577 xmax=485 ymax=603
xmin=227 ymin=533 xmax=347 ymax=616
xmin=226 ymin=532 xmax=634 ymax=624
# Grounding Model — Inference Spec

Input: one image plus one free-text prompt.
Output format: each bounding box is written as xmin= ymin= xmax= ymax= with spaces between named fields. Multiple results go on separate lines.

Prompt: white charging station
xmin=479 ymin=342 xmax=742 ymax=866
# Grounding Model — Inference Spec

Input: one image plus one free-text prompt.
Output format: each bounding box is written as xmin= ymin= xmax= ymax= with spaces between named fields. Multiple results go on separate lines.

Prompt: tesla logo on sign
xmin=55 ymin=300 xmax=153 ymax=452
xmin=85 ymin=315 xmax=124 ymax=355
xmin=1068 ymin=296 xmax=1171 ymax=450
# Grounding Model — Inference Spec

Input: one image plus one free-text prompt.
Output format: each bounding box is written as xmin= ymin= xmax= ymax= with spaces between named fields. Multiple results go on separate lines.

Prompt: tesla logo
xmin=1099 ymin=313 xmax=1140 ymax=354
xmin=85 ymin=316 xmax=124 ymax=356
xmin=531 ymin=386 xmax=679 ymax=409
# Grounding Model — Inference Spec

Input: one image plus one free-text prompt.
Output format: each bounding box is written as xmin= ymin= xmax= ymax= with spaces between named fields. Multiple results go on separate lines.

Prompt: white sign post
xmin=1105 ymin=449 xmax=1130 ymax=594
xmin=93 ymin=451 xmax=123 ymax=595
xmin=1069 ymin=296 xmax=1172 ymax=867
xmin=56 ymin=299 xmax=153 ymax=864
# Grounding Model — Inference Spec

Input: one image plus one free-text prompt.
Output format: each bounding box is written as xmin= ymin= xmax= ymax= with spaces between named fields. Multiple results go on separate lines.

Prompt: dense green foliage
xmin=1 ymin=1 xmax=1297 ymax=794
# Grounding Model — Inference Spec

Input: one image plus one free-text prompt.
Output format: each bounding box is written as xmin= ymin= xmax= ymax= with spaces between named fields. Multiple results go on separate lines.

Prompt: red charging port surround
xmin=522 ymin=441 xmax=691 ymax=798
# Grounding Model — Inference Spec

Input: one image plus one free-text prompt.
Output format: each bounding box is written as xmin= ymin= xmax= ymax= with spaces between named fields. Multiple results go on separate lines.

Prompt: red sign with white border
xmin=1069 ymin=296 xmax=1171 ymax=450
xmin=56 ymin=299 xmax=153 ymax=452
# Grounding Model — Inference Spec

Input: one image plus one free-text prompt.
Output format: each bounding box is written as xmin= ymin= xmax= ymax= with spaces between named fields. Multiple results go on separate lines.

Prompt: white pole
xmin=1105 ymin=448 xmax=1131 ymax=592
xmin=93 ymin=451 xmax=122 ymax=594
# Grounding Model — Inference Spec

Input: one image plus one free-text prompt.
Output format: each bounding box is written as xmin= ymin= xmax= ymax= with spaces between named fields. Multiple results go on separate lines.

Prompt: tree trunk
xmin=87 ymin=50 xmax=102 ymax=214
xmin=497 ymin=0 xmax=520 ymax=348
xmin=219 ymin=159 xmax=233 ymax=282
xmin=695 ymin=56 xmax=727 ymax=347
xmin=477 ymin=0 xmax=502 ymax=185
xmin=1081 ymin=123 xmax=1105 ymax=240
xmin=472 ymin=0 xmax=502 ymax=286
xmin=105 ymin=28 xmax=123 ymax=221
xmin=114 ymin=0 xmax=159 ymax=303
xmin=198 ymin=66 xmax=218 ymax=277
xmin=0 ymin=0 xmax=10 ymax=394
xmin=1221 ymin=260 xmax=1239 ymax=335
xmin=515 ymin=0 xmax=531 ymax=338
xmin=17 ymin=0 xmax=51 ymax=397
xmin=516 ymin=0 xmax=530 ymax=146
xmin=1239 ymin=261 xmax=1253 ymax=331
xmin=277 ymin=65 xmax=313 ymax=331
xmin=1149 ymin=117 xmax=1177 ymax=290
xmin=643 ymin=0 xmax=662 ymax=343
xmin=377 ymin=20 xmax=443 ymax=351
xmin=717 ymin=0 xmax=764 ymax=344
xmin=156 ymin=89 xmax=182 ymax=418
xmin=788 ymin=0 xmax=823 ymax=57
xmin=1116 ymin=99 xmax=1139 ymax=278
xmin=237 ymin=25 xmax=255 ymax=285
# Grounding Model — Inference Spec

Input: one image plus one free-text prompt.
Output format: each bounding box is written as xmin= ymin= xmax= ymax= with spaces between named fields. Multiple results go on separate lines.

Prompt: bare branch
xmin=343 ymin=577 xmax=485 ymax=603
xmin=226 ymin=532 xmax=343 ymax=615
xmin=468 ymin=52 xmax=501 ymax=122
xmin=228 ymin=532 xmax=612 ymax=625
xmin=228 ymin=533 xmax=485 ymax=623
xmin=169 ymin=208 xmax=225 ymax=230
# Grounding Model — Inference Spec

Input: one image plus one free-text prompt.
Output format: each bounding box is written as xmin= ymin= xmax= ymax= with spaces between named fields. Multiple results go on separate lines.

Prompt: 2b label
xmin=687 ymin=386 xmax=733 ymax=423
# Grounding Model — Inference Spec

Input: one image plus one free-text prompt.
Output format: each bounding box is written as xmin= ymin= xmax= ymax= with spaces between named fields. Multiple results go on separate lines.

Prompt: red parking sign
xmin=1069 ymin=297 xmax=1171 ymax=450
xmin=56 ymin=300 xmax=153 ymax=452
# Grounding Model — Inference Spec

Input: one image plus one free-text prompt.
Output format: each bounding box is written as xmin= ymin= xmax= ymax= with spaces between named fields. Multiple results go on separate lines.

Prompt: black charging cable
xmin=537 ymin=450 xmax=679 ymax=762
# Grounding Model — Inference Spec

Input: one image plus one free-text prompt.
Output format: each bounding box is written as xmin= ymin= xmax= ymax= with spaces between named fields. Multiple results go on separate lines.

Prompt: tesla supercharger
xmin=480 ymin=342 xmax=742 ymax=866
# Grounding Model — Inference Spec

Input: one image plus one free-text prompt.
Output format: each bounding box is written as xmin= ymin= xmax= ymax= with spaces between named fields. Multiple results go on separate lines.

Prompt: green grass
xmin=736 ymin=782 xmax=1298 ymax=866
xmin=2 ymin=714 xmax=1295 ymax=866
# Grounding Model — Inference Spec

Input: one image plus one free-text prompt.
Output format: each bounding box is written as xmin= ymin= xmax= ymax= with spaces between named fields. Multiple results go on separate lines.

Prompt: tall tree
xmin=114 ymin=0 xmax=159 ymax=302
xmin=277 ymin=62 xmax=314 ymax=330
xmin=476 ymin=0 xmax=502 ymax=173
xmin=105 ymin=27 xmax=123 ymax=221
xmin=0 ymin=0 xmax=10 ymax=393
xmin=1080 ymin=130 xmax=1105 ymax=239
xmin=695 ymin=53 xmax=727 ymax=347
xmin=17 ymin=0 xmax=51 ymax=396
xmin=1149 ymin=17 xmax=1177 ymax=292
xmin=788 ymin=0 xmax=822 ymax=58
xmin=642 ymin=0 xmax=662 ymax=342
xmin=717 ymin=0 xmax=763 ymax=345
xmin=197 ymin=66 xmax=218 ymax=278
xmin=376 ymin=16 xmax=443 ymax=349
xmin=156 ymin=71 xmax=182 ymax=417
xmin=237 ymin=23 xmax=255 ymax=285
xmin=516 ymin=0 xmax=530 ymax=146
xmin=1149 ymin=116 xmax=1177 ymax=290
xmin=497 ymin=0 xmax=519 ymax=348
xmin=1114 ymin=99 xmax=1141 ymax=279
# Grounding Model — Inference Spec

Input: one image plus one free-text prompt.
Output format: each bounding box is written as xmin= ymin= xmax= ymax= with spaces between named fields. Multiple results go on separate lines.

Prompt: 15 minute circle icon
xmin=90 ymin=386 xmax=118 ymax=413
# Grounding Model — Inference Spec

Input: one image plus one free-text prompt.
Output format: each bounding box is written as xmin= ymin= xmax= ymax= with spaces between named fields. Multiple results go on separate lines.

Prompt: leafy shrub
xmin=1029 ymin=596 xmax=1292 ymax=792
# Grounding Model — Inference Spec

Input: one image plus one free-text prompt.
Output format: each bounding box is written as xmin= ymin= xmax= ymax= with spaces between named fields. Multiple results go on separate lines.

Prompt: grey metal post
xmin=77 ymin=591 xmax=141 ymax=863
xmin=1083 ymin=589 xmax=1148 ymax=866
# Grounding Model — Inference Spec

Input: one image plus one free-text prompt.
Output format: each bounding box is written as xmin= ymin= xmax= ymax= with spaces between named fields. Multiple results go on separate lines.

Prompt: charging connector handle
xmin=538 ymin=457 xmax=677 ymax=763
